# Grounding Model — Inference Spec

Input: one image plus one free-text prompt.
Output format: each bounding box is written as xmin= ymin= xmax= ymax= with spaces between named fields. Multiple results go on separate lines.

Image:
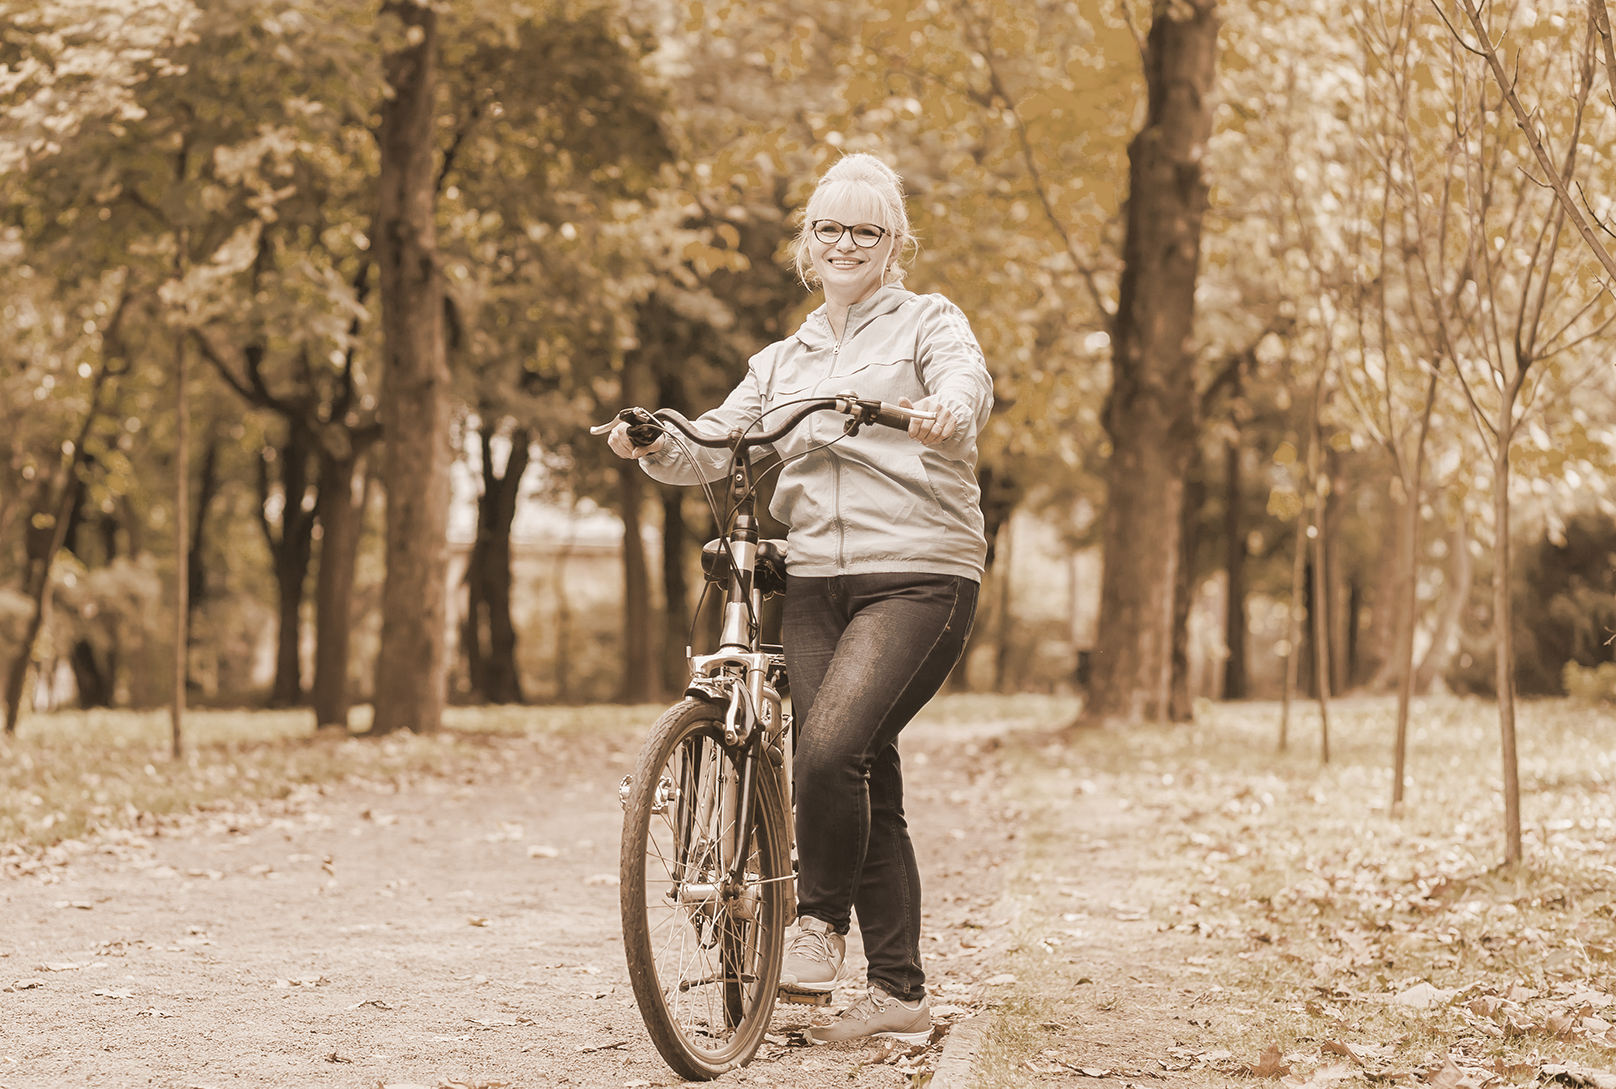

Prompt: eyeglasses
xmin=811 ymin=220 xmax=889 ymax=248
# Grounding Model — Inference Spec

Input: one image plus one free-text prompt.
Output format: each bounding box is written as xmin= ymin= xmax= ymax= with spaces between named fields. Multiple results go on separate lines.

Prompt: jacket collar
xmin=792 ymin=283 xmax=914 ymax=350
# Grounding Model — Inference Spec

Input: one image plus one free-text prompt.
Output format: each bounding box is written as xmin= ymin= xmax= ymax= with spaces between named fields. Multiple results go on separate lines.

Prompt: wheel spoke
xmin=620 ymin=702 xmax=789 ymax=1078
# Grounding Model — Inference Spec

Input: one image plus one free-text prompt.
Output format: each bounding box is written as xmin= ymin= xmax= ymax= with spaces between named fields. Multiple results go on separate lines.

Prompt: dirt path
xmin=0 ymin=718 xmax=1025 ymax=1089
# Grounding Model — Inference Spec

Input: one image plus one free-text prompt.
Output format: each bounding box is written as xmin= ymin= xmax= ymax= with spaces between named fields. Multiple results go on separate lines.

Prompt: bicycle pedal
xmin=777 ymin=988 xmax=833 ymax=1006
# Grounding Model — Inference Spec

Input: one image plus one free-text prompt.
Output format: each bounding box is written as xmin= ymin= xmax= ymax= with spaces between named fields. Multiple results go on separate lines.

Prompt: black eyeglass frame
xmin=810 ymin=220 xmax=890 ymax=248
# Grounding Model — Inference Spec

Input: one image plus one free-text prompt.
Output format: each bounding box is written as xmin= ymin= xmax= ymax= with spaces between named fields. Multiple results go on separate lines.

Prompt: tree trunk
xmin=1277 ymin=505 xmax=1307 ymax=751
xmin=1310 ymin=503 xmax=1332 ymax=763
xmin=464 ymin=425 xmax=529 ymax=705
xmin=661 ymin=485 xmax=690 ymax=694
xmin=311 ymin=444 xmax=372 ymax=729
xmin=1492 ymin=440 xmax=1522 ymax=864
xmin=1390 ymin=485 xmax=1420 ymax=810
xmin=371 ymin=0 xmax=451 ymax=735
xmin=619 ymin=466 xmax=657 ymax=704
xmin=6 ymin=474 xmax=75 ymax=729
xmin=260 ymin=421 xmax=317 ymax=707
xmin=1087 ymin=0 xmax=1218 ymax=724
xmin=1323 ymin=463 xmax=1350 ymax=693
xmin=66 ymin=483 xmax=111 ymax=708
xmin=1414 ymin=514 xmax=1471 ymax=693
xmin=994 ymin=515 xmax=1015 ymax=693
xmin=1364 ymin=493 xmax=1406 ymax=691
xmin=1221 ymin=429 xmax=1247 ymax=699
xmin=3 ymin=358 xmax=112 ymax=732
xmin=554 ymin=533 xmax=575 ymax=704
xmin=1169 ymin=472 xmax=1205 ymax=721
xmin=189 ymin=438 xmax=219 ymax=619
xmin=170 ymin=334 xmax=188 ymax=756
xmin=951 ymin=463 xmax=1020 ymax=692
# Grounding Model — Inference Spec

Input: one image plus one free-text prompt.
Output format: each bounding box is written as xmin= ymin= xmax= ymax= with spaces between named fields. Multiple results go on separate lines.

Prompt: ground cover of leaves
xmin=973 ymin=695 xmax=1616 ymax=1089
xmin=0 ymin=695 xmax=1064 ymax=1088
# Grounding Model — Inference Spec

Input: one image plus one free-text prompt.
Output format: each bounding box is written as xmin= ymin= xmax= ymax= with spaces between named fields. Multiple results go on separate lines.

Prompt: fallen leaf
xmin=1284 ymin=1063 xmax=1354 ymax=1088
xmin=1246 ymin=1044 xmax=1292 ymax=1079
xmin=583 ymin=873 xmax=619 ymax=887
xmin=38 ymin=962 xmax=82 ymax=972
xmin=575 ymin=1040 xmax=629 ymax=1053
xmin=325 ymin=1052 xmax=352 ymax=1063
xmin=1393 ymin=983 xmax=1456 ymax=1010
xmin=526 ymin=845 xmax=559 ymax=858
xmin=7 ymin=980 xmax=45 ymax=990
xmin=349 ymin=998 xmax=396 ymax=1010
xmin=91 ymin=988 xmax=134 ymax=999
xmin=53 ymin=900 xmax=93 ymax=910
xmin=1545 ymin=1012 xmax=1579 ymax=1038
xmin=467 ymin=916 xmax=491 ymax=927
xmin=983 ymin=974 xmax=1018 ymax=986
xmin=1541 ymin=1062 xmax=1616 ymax=1089
xmin=1425 ymin=1056 xmax=1489 ymax=1089
xmin=135 ymin=1007 xmax=171 ymax=1017
xmin=1322 ymin=1041 xmax=1365 ymax=1066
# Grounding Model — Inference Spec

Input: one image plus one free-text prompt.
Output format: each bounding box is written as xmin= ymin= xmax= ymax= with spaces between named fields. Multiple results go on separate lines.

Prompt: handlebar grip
xmin=627 ymin=421 xmax=664 ymax=447
xmin=872 ymin=405 xmax=916 ymax=431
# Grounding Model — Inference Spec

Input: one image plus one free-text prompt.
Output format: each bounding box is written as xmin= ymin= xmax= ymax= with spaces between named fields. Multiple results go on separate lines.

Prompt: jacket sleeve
xmin=916 ymin=295 xmax=994 ymax=461
xmin=639 ymin=347 xmax=776 ymax=485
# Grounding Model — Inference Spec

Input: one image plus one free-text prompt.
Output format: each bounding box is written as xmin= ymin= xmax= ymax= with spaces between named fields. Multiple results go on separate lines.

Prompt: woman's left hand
xmin=900 ymin=396 xmax=956 ymax=445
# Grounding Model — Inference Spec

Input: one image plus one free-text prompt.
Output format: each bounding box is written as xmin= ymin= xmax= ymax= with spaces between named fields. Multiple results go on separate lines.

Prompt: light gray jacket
xmin=640 ymin=284 xmax=993 ymax=580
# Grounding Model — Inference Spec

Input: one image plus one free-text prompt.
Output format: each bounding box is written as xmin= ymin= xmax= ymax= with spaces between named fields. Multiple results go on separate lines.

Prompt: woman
xmin=608 ymin=153 xmax=992 ymax=1045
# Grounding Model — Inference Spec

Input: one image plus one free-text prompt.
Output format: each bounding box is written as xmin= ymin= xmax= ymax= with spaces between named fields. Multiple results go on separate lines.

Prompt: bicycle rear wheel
xmin=620 ymin=698 xmax=791 ymax=1080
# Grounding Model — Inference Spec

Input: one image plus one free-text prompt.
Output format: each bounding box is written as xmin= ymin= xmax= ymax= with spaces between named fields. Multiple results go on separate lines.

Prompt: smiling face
xmin=805 ymin=181 xmax=899 ymax=309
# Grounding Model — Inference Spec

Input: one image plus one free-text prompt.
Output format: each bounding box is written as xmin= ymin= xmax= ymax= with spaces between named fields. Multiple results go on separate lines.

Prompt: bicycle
xmin=595 ymin=392 xmax=935 ymax=1080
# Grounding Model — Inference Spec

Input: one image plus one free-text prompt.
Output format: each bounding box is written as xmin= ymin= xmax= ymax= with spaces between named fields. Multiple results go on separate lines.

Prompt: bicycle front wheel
xmin=620 ymin=698 xmax=791 ymax=1080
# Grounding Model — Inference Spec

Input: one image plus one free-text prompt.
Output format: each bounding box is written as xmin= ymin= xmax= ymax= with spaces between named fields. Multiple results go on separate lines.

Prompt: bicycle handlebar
xmin=588 ymin=393 xmax=938 ymax=452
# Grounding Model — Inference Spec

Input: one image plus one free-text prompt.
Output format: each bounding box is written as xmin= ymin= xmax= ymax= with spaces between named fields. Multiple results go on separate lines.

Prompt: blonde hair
xmin=792 ymin=153 xmax=916 ymax=289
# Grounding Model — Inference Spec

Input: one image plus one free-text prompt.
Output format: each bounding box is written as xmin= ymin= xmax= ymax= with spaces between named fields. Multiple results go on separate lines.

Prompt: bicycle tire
xmin=620 ymin=698 xmax=791 ymax=1080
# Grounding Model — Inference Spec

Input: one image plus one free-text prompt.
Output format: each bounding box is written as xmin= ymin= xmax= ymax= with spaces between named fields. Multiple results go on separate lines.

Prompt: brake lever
xmin=589 ymin=408 xmax=663 ymax=446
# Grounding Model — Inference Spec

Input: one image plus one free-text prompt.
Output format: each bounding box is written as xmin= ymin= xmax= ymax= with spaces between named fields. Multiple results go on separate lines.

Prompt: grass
xmin=0 ymin=703 xmax=658 ymax=850
xmin=976 ymin=695 xmax=1616 ymax=1088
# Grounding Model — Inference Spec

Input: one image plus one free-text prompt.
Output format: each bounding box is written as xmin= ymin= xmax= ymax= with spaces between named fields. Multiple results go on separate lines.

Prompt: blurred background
xmin=4 ymin=0 xmax=1615 ymax=726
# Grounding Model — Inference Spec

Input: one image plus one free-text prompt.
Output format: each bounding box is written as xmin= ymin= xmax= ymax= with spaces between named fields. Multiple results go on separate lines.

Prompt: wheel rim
xmin=636 ymin=723 xmax=776 ymax=1065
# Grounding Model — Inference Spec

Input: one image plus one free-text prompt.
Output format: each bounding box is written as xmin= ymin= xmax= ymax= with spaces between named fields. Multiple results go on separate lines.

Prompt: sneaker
xmin=779 ymin=916 xmax=844 ymax=993
xmin=809 ymin=984 xmax=931 ymax=1045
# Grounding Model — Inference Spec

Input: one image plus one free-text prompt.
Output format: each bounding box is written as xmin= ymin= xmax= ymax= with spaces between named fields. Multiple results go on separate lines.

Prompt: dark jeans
xmin=783 ymin=571 xmax=979 ymax=1002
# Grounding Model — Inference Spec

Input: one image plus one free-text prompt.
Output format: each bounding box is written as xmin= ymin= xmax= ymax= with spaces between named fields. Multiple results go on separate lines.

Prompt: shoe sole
xmin=808 ymin=1026 xmax=931 ymax=1046
xmin=778 ymin=978 xmax=838 ymax=995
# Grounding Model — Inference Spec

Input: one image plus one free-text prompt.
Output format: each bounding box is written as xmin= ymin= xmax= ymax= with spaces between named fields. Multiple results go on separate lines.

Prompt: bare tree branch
xmin=1445 ymin=0 xmax=1616 ymax=293
xmin=958 ymin=2 xmax=1118 ymax=328
xmin=1592 ymin=0 xmax=1616 ymax=111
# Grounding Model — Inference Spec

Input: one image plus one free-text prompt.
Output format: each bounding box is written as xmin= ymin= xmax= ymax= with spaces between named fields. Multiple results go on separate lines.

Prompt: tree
xmin=371 ymin=0 xmax=452 ymax=735
xmin=1086 ymin=0 xmax=1220 ymax=723
xmin=434 ymin=5 xmax=679 ymax=704
xmin=1429 ymin=0 xmax=1616 ymax=862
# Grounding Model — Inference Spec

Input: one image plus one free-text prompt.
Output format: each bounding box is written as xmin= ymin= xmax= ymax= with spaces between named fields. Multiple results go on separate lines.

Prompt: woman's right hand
xmin=607 ymin=420 xmax=666 ymax=460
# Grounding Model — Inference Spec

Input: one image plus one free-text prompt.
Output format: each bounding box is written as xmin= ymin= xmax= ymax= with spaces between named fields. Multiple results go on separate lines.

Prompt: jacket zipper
xmin=831 ymin=324 xmax=845 ymax=567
